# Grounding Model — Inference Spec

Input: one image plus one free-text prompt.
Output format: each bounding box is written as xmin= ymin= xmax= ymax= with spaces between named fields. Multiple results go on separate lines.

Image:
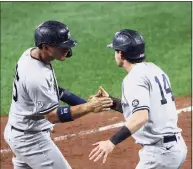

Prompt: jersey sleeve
xmin=123 ymin=77 xmax=150 ymax=114
xmin=26 ymin=75 xmax=59 ymax=114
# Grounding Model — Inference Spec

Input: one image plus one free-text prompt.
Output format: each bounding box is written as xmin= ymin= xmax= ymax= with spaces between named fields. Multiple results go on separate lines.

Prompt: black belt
xmin=140 ymin=135 xmax=177 ymax=147
xmin=163 ymin=135 xmax=177 ymax=143
xmin=11 ymin=125 xmax=49 ymax=133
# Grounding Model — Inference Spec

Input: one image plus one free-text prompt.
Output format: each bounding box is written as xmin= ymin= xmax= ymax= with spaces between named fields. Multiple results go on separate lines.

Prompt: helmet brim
xmin=107 ymin=43 xmax=121 ymax=51
xmin=106 ymin=43 xmax=113 ymax=49
xmin=57 ymin=39 xmax=78 ymax=49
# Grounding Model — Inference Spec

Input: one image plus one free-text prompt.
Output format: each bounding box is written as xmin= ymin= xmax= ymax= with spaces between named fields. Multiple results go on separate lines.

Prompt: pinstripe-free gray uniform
xmin=4 ymin=48 xmax=72 ymax=169
xmin=121 ymin=62 xmax=187 ymax=169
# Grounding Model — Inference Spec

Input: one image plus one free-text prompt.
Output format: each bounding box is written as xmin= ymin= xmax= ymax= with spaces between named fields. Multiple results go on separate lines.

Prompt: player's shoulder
xmin=15 ymin=48 xmax=34 ymax=79
xmin=145 ymin=62 xmax=169 ymax=79
xmin=18 ymin=48 xmax=51 ymax=86
xmin=123 ymin=63 xmax=147 ymax=81
xmin=123 ymin=62 xmax=154 ymax=86
xmin=19 ymin=48 xmax=49 ymax=75
xmin=18 ymin=48 xmax=33 ymax=62
xmin=18 ymin=48 xmax=36 ymax=70
xmin=146 ymin=62 xmax=163 ymax=72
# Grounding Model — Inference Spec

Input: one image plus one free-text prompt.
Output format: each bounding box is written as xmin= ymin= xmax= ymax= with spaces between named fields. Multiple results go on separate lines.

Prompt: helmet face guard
xmin=107 ymin=29 xmax=145 ymax=60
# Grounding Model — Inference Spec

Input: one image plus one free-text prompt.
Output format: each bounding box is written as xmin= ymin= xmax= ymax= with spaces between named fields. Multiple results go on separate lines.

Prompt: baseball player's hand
xmin=99 ymin=86 xmax=109 ymax=97
xmin=87 ymin=96 xmax=113 ymax=113
xmin=89 ymin=140 xmax=115 ymax=163
xmin=88 ymin=87 xmax=102 ymax=102
xmin=97 ymin=86 xmax=110 ymax=111
xmin=88 ymin=86 xmax=109 ymax=102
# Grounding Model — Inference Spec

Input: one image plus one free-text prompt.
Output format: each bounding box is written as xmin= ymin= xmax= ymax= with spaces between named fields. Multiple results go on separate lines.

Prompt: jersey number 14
xmin=155 ymin=74 xmax=174 ymax=105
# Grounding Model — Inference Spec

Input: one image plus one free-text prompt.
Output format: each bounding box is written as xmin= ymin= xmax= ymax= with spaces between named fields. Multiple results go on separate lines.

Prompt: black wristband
xmin=57 ymin=106 xmax=73 ymax=123
xmin=110 ymin=126 xmax=131 ymax=145
xmin=109 ymin=95 xmax=123 ymax=113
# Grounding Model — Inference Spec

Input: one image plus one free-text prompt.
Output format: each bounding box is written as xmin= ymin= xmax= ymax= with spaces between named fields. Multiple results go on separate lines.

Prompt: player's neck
xmin=31 ymin=48 xmax=52 ymax=64
xmin=123 ymin=62 xmax=135 ymax=73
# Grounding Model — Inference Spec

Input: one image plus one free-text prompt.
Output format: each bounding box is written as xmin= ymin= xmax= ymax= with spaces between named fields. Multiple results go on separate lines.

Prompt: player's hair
xmin=38 ymin=44 xmax=43 ymax=49
xmin=121 ymin=51 xmax=146 ymax=63
xmin=37 ymin=43 xmax=52 ymax=50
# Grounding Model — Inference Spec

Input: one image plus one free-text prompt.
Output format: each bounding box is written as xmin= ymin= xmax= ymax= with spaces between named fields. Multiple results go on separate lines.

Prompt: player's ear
xmin=42 ymin=44 xmax=51 ymax=51
xmin=41 ymin=44 xmax=47 ymax=50
xmin=41 ymin=44 xmax=52 ymax=56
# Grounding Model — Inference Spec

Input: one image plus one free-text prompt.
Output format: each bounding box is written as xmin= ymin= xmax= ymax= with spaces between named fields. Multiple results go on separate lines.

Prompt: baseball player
xmin=89 ymin=29 xmax=187 ymax=169
xmin=4 ymin=20 xmax=113 ymax=169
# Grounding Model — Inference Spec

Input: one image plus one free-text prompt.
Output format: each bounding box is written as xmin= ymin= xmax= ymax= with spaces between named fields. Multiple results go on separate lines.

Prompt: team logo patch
xmin=61 ymin=107 xmax=68 ymax=114
xmin=139 ymin=53 xmax=145 ymax=58
xmin=132 ymin=99 xmax=139 ymax=107
xmin=37 ymin=101 xmax=43 ymax=109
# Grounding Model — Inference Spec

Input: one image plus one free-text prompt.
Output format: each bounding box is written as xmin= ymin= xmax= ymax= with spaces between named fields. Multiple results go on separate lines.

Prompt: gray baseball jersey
xmin=8 ymin=48 xmax=59 ymax=131
xmin=121 ymin=62 xmax=181 ymax=145
xmin=4 ymin=48 xmax=72 ymax=169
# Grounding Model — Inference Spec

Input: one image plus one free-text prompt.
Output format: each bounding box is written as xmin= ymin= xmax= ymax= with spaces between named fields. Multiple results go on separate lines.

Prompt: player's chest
xmin=46 ymin=71 xmax=59 ymax=97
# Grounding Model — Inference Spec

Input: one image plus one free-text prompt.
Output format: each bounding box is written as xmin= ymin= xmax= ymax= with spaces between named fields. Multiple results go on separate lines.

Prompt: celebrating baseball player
xmin=4 ymin=20 xmax=113 ymax=169
xmin=89 ymin=29 xmax=187 ymax=169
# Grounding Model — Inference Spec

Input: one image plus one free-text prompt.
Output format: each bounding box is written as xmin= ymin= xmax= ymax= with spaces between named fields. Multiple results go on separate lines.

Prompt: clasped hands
xmin=87 ymin=86 xmax=112 ymax=113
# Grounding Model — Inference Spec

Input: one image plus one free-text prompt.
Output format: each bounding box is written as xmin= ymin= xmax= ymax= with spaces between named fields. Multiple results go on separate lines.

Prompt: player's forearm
xmin=44 ymin=103 xmax=91 ymax=123
xmin=125 ymin=109 xmax=149 ymax=134
xmin=45 ymin=97 xmax=113 ymax=124
xmin=109 ymin=109 xmax=148 ymax=145
xmin=70 ymin=103 xmax=90 ymax=119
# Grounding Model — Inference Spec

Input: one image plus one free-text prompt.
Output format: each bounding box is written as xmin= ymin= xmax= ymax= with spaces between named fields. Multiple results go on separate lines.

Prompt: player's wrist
xmin=57 ymin=106 xmax=73 ymax=123
xmin=109 ymin=126 xmax=132 ymax=145
xmin=107 ymin=139 xmax=116 ymax=147
xmin=109 ymin=95 xmax=123 ymax=113
xmin=84 ymin=102 xmax=93 ymax=113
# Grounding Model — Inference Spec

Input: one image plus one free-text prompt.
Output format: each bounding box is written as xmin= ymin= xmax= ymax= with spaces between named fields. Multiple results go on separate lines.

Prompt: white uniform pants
xmin=4 ymin=124 xmax=72 ymax=169
xmin=136 ymin=133 xmax=187 ymax=169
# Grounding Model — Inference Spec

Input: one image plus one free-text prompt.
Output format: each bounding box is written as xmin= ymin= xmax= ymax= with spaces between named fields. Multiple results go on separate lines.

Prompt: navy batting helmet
xmin=107 ymin=29 xmax=145 ymax=60
xmin=34 ymin=20 xmax=77 ymax=49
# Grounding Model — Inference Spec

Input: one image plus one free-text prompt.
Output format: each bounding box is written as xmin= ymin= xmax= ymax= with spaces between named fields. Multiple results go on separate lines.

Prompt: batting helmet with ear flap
xmin=34 ymin=20 xmax=77 ymax=57
xmin=66 ymin=48 xmax=72 ymax=58
xmin=107 ymin=29 xmax=145 ymax=60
